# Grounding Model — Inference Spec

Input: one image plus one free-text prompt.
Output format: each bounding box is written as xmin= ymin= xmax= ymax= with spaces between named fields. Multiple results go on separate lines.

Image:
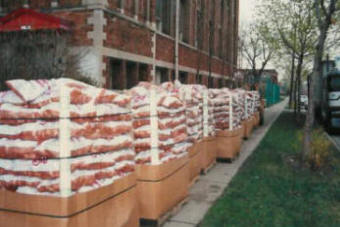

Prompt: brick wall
xmin=58 ymin=0 xmax=82 ymax=7
xmin=54 ymin=11 xmax=93 ymax=46
xmin=156 ymin=35 xmax=174 ymax=63
xmin=0 ymin=0 xmax=239 ymax=87
xmin=0 ymin=0 xmax=84 ymax=11
xmin=179 ymin=45 xmax=198 ymax=70
xmin=104 ymin=15 xmax=153 ymax=57
xmin=107 ymin=0 xmax=120 ymax=10
xmin=30 ymin=0 xmax=52 ymax=9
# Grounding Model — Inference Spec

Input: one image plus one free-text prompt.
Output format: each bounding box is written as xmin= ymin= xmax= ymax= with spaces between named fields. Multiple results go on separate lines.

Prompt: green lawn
xmin=200 ymin=112 xmax=340 ymax=227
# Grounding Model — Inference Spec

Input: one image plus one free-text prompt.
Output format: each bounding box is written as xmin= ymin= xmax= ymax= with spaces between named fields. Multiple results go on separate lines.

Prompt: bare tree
xmin=0 ymin=30 xmax=95 ymax=91
xmin=239 ymin=24 xmax=274 ymax=90
xmin=279 ymin=1 xmax=317 ymax=117
xmin=258 ymin=0 xmax=319 ymax=118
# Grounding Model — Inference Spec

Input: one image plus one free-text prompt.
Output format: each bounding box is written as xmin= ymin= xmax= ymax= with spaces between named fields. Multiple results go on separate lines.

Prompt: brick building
xmin=0 ymin=0 xmax=239 ymax=89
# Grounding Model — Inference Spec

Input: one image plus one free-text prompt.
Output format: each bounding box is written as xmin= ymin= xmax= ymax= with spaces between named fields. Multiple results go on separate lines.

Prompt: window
xmin=171 ymin=70 xmax=176 ymax=81
xmin=209 ymin=0 xmax=216 ymax=56
xmin=126 ymin=61 xmax=139 ymax=89
xmin=156 ymin=0 xmax=173 ymax=35
xmin=219 ymin=0 xmax=225 ymax=58
xmin=218 ymin=78 xmax=223 ymax=88
xmin=226 ymin=0 xmax=232 ymax=62
xmin=139 ymin=64 xmax=149 ymax=81
xmin=196 ymin=0 xmax=204 ymax=48
xmin=179 ymin=71 xmax=188 ymax=84
xmin=134 ymin=0 xmax=138 ymax=17
xmin=110 ymin=59 xmax=150 ymax=89
xmin=124 ymin=0 xmax=136 ymax=17
xmin=155 ymin=67 xmax=169 ymax=85
xmin=225 ymin=79 xmax=232 ymax=88
xmin=110 ymin=59 xmax=124 ymax=90
xmin=196 ymin=74 xmax=203 ymax=84
xmin=179 ymin=0 xmax=190 ymax=43
xmin=0 ymin=0 xmax=26 ymax=12
xmin=119 ymin=0 xmax=123 ymax=8
xmin=208 ymin=76 xmax=214 ymax=88
xmin=0 ymin=0 xmax=4 ymax=11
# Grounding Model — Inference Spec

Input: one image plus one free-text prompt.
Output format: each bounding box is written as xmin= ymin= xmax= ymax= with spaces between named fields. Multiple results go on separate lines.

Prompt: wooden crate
xmin=136 ymin=155 xmax=189 ymax=221
xmin=243 ymin=117 xmax=254 ymax=139
xmin=215 ymin=127 xmax=243 ymax=160
xmin=0 ymin=174 xmax=139 ymax=227
xmin=198 ymin=136 xmax=218 ymax=172
xmin=188 ymin=143 xmax=204 ymax=183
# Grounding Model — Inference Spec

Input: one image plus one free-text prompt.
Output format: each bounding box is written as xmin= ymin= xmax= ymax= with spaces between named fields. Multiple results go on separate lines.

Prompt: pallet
xmin=140 ymin=197 xmax=189 ymax=227
xmin=201 ymin=160 xmax=216 ymax=175
xmin=216 ymin=157 xmax=236 ymax=163
xmin=189 ymin=175 xmax=200 ymax=188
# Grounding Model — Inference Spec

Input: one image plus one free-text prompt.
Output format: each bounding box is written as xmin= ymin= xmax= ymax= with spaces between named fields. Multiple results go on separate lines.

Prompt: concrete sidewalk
xmin=163 ymin=98 xmax=289 ymax=227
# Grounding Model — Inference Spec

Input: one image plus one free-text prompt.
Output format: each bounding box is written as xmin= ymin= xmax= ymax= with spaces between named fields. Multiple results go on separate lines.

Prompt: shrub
xmin=296 ymin=128 xmax=333 ymax=170
xmin=308 ymin=128 xmax=333 ymax=170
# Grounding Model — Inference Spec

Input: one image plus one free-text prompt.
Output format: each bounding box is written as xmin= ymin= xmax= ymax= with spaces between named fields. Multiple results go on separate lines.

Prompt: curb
xmin=324 ymin=132 xmax=340 ymax=152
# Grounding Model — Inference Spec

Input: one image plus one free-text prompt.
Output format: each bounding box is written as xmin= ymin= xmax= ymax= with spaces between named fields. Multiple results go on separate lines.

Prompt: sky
xmin=240 ymin=0 xmax=257 ymax=24
xmin=238 ymin=0 xmax=284 ymax=80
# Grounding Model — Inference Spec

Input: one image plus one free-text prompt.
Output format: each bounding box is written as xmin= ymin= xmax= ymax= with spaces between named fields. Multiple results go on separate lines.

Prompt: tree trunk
xmin=294 ymin=72 xmax=298 ymax=116
xmin=289 ymin=52 xmax=296 ymax=109
xmin=303 ymin=28 xmax=327 ymax=161
xmin=296 ymin=54 xmax=304 ymax=119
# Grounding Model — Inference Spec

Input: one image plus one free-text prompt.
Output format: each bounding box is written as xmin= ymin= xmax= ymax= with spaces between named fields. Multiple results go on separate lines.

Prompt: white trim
xmin=150 ymin=89 xmax=160 ymax=164
xmin=151 ymin=30 xmax=157 ymax=83
xmin=87 ymin=9 xmax=107 ymax=84
xmin=229 ymin=94 xmax=233 ymax=131
xmin=175 ymin=0 xmax=180 ymax=80
xmin=203 ymin=90 xmax=209 ymax=137
xmin=59 ymin=84 xmax=71 ymax=197
xmin=102 ymin=47 xmax=153 ymax=65
xmin=156 ymin=31 xmax=175 ymax=41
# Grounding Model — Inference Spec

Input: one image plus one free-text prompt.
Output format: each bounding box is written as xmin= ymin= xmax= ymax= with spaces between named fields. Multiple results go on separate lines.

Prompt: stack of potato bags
xmin=229 ymin=90 xmax=243 ymax=129
xmin=209 ymin=89 xmax=231 ymax=132
xmin=0 ymin=78 xmax=134 ymax=196
xmin=130 ymin=82 xmax=189 ymax=165
xmin=174 ymin=81 xmax=204 ymax=145
xmin=245 ymin=91 xmax=255 ymax=118
xmin=253 ymin=91 xmax=261 ymax=111
xmin=234 ymin=89 xmax=246 ymax=122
